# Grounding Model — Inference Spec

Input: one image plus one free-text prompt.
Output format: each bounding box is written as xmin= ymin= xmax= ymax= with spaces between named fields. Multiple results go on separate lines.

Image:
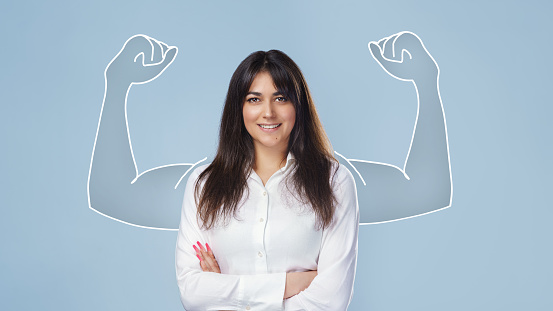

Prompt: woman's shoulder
xmin=331 ymin=162 xmax=357 ymax=190
xmin=184 ymin=163 xmax=212 ymax=187
xmin=192 ymin=163 xmax=211 ymax=176
xmin=332 ymin=161 xmax=354 ymax=180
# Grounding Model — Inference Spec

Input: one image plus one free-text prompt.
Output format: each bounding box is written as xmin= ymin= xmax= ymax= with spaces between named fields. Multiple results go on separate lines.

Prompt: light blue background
xmin=1 ymin=0 xmax=551 ymax=310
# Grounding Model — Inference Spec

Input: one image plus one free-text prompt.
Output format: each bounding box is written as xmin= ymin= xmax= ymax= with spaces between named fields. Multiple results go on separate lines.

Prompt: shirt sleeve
xmin=175 ymin=167 xmax=287 ymax=311
xmin=284 ymin=165 xmax=359 ymax=311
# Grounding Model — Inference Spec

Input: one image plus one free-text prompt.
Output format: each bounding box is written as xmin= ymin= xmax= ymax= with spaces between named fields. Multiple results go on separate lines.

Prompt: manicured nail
xmin=196 ymin=254 xmax=202 ymax=261
xmin=197 ymin=241 xmax=205 ymax=251
xmin=193 ymin=245 xmax=199 ymax=253
xmin=206 ymin=243 xmax=211 ymax=252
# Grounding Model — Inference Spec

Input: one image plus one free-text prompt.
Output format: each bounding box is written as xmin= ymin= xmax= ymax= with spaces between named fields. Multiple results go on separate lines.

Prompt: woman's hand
xmin=193 ymin=241 xmax=221 ymax=273
xmin=193 ymin=242 xmax=316 ymax=300
xmin=284 ymin=270 xmax=318 ymax=299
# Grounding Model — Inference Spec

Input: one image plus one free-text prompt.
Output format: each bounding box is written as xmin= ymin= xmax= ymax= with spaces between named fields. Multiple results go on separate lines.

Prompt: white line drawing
xmin=87 ymin=31 xmax=452 ymax=230
xmin=349 ymin=31 xmax=452 ymax=225
xmin=87 ymin=34 xmax=205 ymax=231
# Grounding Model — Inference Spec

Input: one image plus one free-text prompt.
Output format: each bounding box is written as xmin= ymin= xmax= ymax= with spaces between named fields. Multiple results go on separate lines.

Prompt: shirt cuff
xmin=284 ymin=293 xmax=309 ymax=311
xmin=238 ymin=272 xmax=286 ymax=310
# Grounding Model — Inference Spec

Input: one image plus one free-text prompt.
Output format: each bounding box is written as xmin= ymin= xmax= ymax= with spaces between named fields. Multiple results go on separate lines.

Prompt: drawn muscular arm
xmin=339 ymin=32 xmax=452 ymax=224
xmin=88 ymin=35 xmax=202 ymax=230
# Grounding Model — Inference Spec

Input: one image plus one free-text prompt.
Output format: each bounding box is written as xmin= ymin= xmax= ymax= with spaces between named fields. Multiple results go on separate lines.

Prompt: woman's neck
xmin=252 ymin=146 xmax=288 ymax=186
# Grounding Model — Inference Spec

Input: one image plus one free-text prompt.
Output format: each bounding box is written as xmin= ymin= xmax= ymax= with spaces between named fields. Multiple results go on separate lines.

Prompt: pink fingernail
xmin=197 ymin=241 xmax=205 ymax=251
xmin=193 ymin=245 xmax=199 ymax=253
xmin=196 ymin=254 xmax=202 ymax=261
xmin=206 ymin=243 xmax=211 ymax=252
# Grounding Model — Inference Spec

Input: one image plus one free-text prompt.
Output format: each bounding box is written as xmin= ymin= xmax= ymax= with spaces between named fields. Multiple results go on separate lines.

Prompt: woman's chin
xmin=253 ymin=139 xmax=289 ymax=152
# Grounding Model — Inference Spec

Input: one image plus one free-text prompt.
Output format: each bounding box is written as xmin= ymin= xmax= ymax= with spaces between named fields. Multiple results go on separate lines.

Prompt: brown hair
xmin=195 ymin=50 xmax=337 ymax=230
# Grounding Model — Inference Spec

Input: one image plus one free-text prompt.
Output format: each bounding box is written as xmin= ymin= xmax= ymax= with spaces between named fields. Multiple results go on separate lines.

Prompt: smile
xmin=258 ymin=124 xmax=281 ymax=129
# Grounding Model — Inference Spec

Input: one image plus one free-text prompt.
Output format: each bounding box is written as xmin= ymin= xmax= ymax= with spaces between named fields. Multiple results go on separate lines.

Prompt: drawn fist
xmin=369 ymin=31 xmax=438 ymax=82
xmin=106 ymin=34 xmax=178 ymax=85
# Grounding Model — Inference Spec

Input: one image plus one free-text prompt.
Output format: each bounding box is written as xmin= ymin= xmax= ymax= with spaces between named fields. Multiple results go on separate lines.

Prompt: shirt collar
xmin=279 ymin=152 xmax=295 ymax=172
xmin=247 ymin=152 xmax=296 ymax=183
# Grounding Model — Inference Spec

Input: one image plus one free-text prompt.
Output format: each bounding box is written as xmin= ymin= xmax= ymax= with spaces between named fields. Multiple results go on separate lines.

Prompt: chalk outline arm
xmin=87 ymin=35 xmax=206 ymax=231
xmin=337 ymin=31 xmax=452 ymax=225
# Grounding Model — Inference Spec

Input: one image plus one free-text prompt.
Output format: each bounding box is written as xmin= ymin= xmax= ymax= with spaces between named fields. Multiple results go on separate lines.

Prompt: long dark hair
xmin=195 ymin=50 xmax=338 ymax=230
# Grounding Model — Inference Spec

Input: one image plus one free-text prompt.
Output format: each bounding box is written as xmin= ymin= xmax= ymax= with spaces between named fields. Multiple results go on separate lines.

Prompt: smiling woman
xmin=88 ymin=31 xmax=452 ymax=311
xmin=243 ymin=72 xmax=296 ymax=183
xmin=175 ymin=50 xmax=359 ymax=310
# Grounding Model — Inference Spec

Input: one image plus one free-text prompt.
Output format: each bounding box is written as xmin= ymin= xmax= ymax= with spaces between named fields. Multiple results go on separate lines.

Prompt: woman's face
xmin=243 ymin=71 xmax=296 ymax=154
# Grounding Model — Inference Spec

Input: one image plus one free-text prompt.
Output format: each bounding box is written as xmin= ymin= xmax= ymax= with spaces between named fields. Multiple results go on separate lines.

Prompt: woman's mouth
xmin=258 ymin=124 xmax=281 ymax=129
xmin=257 ymin=123 xmax=282 ymax=132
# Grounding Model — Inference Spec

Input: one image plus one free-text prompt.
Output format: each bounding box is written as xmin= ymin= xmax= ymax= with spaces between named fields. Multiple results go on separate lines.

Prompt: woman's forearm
xmin=195 ymin=241 xmax=317 ymax=301
xmin=284 ymin=271 xmax=318 ymax=299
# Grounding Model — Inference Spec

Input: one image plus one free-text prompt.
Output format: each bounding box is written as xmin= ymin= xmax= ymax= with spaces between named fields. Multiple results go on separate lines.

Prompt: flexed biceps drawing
xmin=88 ymin=31 xmax=451 ymax=230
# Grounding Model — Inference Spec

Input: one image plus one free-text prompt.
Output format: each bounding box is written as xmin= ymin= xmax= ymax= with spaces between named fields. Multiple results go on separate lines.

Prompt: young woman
xmin=175 ymin=50 xmax=359 ymax=310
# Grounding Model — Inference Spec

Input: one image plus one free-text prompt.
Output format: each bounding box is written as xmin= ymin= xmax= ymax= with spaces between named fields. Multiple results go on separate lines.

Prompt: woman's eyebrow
xmin=246 ymin=91 xmax=283 ymax=96
xmin=246 ymin=91 xmax=262 ymax=96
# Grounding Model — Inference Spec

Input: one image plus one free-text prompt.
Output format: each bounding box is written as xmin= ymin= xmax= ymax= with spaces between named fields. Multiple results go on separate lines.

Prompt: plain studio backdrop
xmin=1 ymin=0 xmax=551 ymax=310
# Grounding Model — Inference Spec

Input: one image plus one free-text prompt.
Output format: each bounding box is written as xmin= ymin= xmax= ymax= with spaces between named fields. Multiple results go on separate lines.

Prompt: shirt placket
xmin=254 ymin=183 xmax=269 ymax=274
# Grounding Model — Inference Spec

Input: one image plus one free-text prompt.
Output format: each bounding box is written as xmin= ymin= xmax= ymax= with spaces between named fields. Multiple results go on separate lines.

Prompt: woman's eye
xmin=275 ymin=97 xmax=287 ymax=102
xmin=247 ymin=98 xmax=260 ymax=103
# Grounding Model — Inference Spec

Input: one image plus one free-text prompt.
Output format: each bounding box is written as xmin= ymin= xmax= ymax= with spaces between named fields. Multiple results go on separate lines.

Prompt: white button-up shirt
xmin=176 ymin=154 xmax=359 ymax=310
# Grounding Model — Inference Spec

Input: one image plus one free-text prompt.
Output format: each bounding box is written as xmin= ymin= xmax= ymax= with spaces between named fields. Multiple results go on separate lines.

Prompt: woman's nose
xmin=263 ymin=103 xmax=275 ymax=118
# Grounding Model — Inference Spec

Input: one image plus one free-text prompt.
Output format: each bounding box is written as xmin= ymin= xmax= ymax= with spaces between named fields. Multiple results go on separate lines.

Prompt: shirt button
xmin=263 ymin=191 xmax=267 ymax=196
xmin=246 ymin=306 xmax=251 ymax=310
xmin=259 ymin=218 xmax=264 ymax=222
xmin=258 ymin=251 xmax=263 ymax=257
